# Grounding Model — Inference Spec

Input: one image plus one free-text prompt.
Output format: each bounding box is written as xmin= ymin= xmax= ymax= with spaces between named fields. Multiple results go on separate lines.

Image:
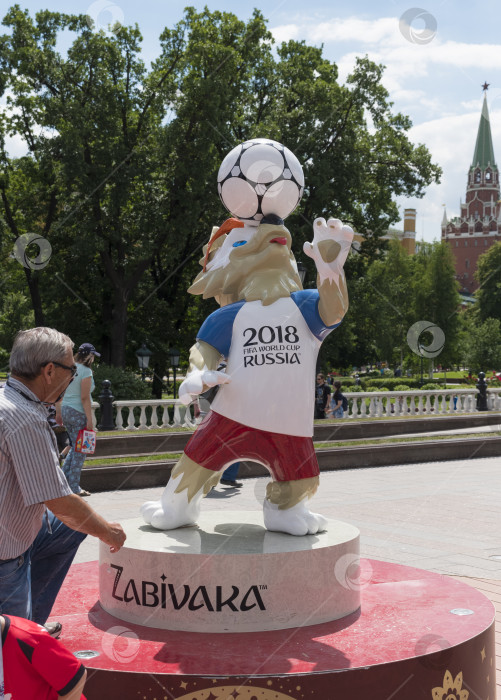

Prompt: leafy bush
xmin=92 ymin=364 xmax=152 ymax=401
xmin=336 ymin=377 xmax=355 ymax=387
xmin=394 ymin=385 xmax=411 ymax=391
xmin=365 ymin=377 xmax=445 ymax=390
xmin=421 ymin=383 xmax=439 ymax=391
xmin=346 ymin=385 xmax=364 ymax=392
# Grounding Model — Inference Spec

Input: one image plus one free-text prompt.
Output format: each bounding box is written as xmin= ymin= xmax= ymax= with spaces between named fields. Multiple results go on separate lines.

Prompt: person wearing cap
xmin=60 ymin=343 xmax=100 ymax=496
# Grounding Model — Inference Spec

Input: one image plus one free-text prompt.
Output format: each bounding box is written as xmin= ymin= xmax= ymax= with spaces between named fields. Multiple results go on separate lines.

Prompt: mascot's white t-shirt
xmin=197 ymin=290 xmax=340 ymax=437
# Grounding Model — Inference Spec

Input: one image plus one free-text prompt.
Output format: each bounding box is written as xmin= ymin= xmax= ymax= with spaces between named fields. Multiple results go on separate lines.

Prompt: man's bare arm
xmin=59 ymin=669 xmax=87 ymax=700
xmin=45 ymin=494 xmax=126 ymax=553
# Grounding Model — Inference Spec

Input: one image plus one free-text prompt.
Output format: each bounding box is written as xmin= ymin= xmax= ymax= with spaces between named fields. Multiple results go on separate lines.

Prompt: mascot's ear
xmin=198 ymin=227 xmax=227 ymax=268
xmin=202 ymin=218 xmax=245 ymax=271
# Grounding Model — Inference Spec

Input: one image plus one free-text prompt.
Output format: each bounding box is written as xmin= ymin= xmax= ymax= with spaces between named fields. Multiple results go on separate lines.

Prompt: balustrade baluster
xmin=368 ymin=397 xmax=375 ymax=417
xmin=409 ymin=395 xmax=416 ymax=414
xmin=125 ymin=405 xmax=135 ymax=430
xmin=138 ymin=405 xmax=147 ymax=429
xmin=150 ymin=403 xmax=160 ymax=430
xmin=162 ymin=402 xmax=170 ymax=427
xmin=360 ymin=395 xmax=367 ymax=418
xmin=114 ymin=405 xmax=124 ymax=430
xmin=383 ymin=395 xmax=391 ymax=417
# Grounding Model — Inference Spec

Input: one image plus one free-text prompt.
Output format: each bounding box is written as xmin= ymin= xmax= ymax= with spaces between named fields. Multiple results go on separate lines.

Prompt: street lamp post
xmin=168 ymin=347 xmax=180 ymax=399
xmin=136 ymin=343 xmax=153 ymax=381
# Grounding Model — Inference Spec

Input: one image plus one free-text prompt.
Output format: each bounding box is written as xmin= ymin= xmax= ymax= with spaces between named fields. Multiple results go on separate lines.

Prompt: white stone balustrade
xmin=90 ymin=388 xmax=501 ymax=430
xmin=90 ymin=399 xmax=198 ymax=430
xmin=343 ymin=388 xmax=501 ymax=419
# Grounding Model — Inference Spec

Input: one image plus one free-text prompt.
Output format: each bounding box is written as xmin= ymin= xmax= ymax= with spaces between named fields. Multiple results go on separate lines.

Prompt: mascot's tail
xmin=202 ymin=218 xmax=244 ymax=272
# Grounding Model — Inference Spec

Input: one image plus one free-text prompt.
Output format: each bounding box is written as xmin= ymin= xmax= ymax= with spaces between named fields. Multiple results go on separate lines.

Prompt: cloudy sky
xmin=3 ymin=0 xmax=501 ymax=242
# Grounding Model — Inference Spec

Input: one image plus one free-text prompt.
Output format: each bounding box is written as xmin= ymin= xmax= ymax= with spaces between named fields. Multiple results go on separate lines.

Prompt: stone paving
xmin=76 ymin=454 xmax=501 ymax=578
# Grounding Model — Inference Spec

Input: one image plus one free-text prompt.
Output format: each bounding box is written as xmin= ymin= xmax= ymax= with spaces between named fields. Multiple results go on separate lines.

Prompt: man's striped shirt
xmin=0 ymin=378 xmax=71 ymax=559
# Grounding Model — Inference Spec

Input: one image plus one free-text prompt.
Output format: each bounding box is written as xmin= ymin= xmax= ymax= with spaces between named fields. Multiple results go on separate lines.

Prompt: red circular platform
xmin=50 ymin=559 xmax=496 ymax=699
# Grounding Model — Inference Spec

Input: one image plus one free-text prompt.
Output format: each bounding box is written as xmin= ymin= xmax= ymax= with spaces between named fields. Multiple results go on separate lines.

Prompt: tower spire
xmin=441 ymin=206 xmax=447 ymax=226
xmin=472 ymin=91 xmax=496 ymax=168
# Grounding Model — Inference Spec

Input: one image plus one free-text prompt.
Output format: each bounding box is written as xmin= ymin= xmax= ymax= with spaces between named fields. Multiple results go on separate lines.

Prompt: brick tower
xmin=442 ymin=85 xmax=501 ymax=293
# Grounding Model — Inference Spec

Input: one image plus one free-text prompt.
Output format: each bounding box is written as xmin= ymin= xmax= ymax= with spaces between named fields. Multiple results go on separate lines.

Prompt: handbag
xmin=0 ymin=618 xmax=4 ymax=700
xmin=75 ymin=428 xmax=96 ymax=454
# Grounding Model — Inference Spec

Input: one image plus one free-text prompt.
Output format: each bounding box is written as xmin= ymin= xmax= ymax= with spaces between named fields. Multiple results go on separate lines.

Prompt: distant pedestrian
xmin=61 ymin=343 xmax=100 ymax=496
xmin=314 ymin=374 xmax=331 ymax=419
xmin=220 ymin=462 xmax=242 ymax=487
xmin=328 ymin=381 xmax=346 ymax=418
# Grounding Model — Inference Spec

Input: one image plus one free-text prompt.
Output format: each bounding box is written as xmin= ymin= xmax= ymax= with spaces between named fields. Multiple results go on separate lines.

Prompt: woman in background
xmin=327 ymin=380 xmax=345 ymax=419
xmin=60 ymin=343 xmax=100 ymax=496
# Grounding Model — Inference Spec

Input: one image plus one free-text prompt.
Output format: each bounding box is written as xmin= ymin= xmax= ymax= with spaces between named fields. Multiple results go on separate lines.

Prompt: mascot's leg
xmin=263 ymin=477 xmax=328 ymax=536
xmin=141 ymin=454 xmax=221 ymax=530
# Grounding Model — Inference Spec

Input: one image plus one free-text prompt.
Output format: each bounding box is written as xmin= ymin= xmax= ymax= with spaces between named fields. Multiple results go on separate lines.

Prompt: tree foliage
xmin=461 ymin=315 xmax=501 ymax=373
xmin=318 ymin=240 xmax=461 ymax=373
xmin=0 ymin=6 xmax=441 ymax=370
xmin=475 ymin=241 xmax=501 ymax=323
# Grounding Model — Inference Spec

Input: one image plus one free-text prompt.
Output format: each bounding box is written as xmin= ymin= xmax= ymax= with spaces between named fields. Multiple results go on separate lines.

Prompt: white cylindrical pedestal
xmin=99 ymin=513 xmax=360 ymax=633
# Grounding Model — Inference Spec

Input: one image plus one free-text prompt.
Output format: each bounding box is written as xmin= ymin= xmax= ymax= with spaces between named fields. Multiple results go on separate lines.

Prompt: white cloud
xmin=271 ymin=23 xmax=300 ymax=44
xmin=271 ymin=16 xmax=501 ymax=98
xmin=307 ymin=17 xmax=399 ymax=45
xmin=4 ymin=133 xmax=28 ymax=159
xmin=271 ymin=13 xmax=501 ymax=242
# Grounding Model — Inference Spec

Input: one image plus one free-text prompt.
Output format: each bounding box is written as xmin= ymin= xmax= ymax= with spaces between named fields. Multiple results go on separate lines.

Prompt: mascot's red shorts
xmin=184 ymin=410 xmax=319 ymax=482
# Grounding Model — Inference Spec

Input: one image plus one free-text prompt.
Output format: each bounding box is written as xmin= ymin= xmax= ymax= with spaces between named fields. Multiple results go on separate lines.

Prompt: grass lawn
xmin=86 ymin=430 xmax=501 ymax=467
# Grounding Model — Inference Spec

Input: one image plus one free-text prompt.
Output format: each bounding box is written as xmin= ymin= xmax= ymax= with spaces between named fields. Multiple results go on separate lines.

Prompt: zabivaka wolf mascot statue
xmin=141 ymin=140 xmax=353 ymax=536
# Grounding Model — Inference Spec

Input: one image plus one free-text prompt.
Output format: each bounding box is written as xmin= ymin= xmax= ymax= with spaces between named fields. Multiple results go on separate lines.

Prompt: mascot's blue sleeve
xmin=291 ymin=290 xmax=342 ymax=341
xmin=196 ymin=301 xmax=246 ymax=358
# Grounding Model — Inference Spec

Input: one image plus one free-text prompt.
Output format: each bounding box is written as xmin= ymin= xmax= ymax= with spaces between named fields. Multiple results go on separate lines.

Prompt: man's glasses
xmin=42 ymin=361 xmax=78 ymax=378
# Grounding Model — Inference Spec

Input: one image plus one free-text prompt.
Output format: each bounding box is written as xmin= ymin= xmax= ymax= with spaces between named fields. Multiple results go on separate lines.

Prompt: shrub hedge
xmin=92 ymin=364 xmax=152 ymax=401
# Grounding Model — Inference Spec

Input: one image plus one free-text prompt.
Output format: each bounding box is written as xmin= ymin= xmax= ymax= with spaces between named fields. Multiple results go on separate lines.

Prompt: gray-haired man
xmin=0 ymin=327 xmax=126 ymax=631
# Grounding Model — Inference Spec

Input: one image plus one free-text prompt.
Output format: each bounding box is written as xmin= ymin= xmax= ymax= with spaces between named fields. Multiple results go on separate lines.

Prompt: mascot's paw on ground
xmin=263 ymin=499 xmax=328 ymax=536
xmin=304 ymin=217 xmax=353 ymax=284
xmin=140 ymin=499 xmax=199 ymax=530
xmin=140 ymin=473 xmax=204 ymax=530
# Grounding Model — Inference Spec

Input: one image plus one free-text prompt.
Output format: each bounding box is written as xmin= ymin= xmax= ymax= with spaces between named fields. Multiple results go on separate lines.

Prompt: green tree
xmin=475 ymin=241 xmax=501 ymax=323
xmin=364 ymin=238 xmax=414 ymax=363
xmin=0 ymin=6 xmax=441 ymax=369
xmin=0 ymin=291 xmax=34 ymax=367
xmin=462 ymin=315 xmax=501 ymax=373
xmin=410 ymin=242 xmax=461 ymax=369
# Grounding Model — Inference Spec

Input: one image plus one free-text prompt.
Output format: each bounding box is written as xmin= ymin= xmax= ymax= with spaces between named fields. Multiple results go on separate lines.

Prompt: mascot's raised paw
xmin=304 ymin=217 xmax=354 ymax=284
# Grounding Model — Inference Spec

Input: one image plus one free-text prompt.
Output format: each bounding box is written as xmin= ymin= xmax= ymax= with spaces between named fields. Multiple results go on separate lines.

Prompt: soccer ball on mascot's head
xmin=217 ymin=138 xmax=304 ymax=224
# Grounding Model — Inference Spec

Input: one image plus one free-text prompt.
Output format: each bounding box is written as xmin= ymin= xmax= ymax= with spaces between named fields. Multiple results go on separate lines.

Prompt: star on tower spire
xmin=482 ymin=81 xmax=490 ymax=91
